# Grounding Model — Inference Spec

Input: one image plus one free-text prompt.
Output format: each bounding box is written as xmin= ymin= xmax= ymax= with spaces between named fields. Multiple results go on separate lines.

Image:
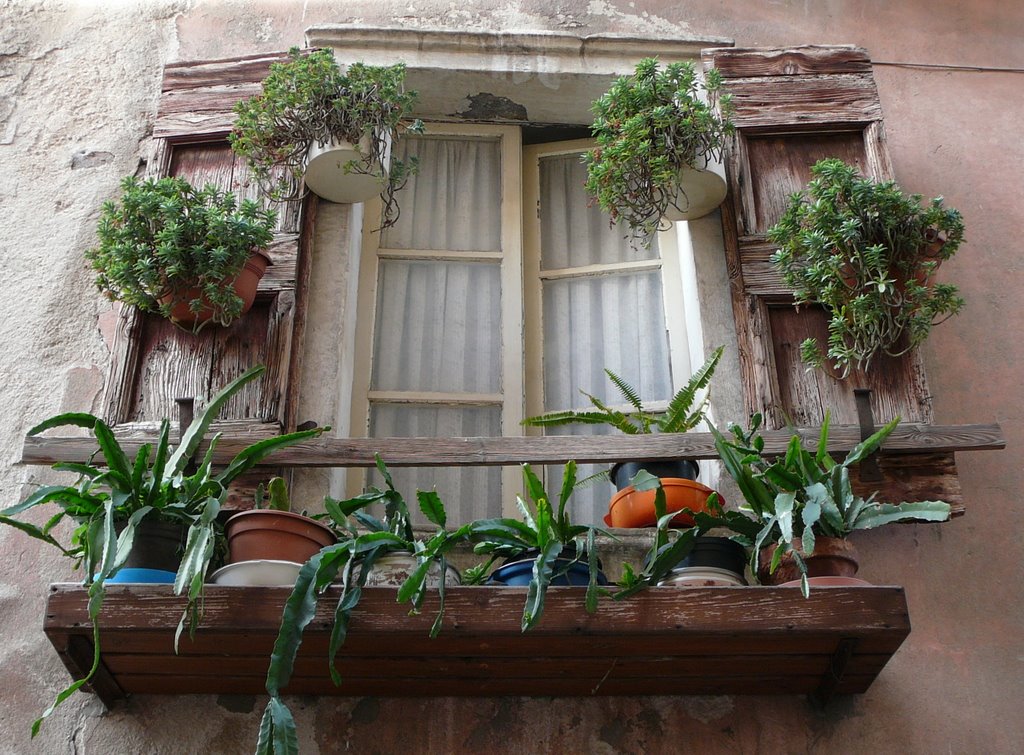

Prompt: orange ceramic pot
xmin=160 ymin=250 xmax=271 ymax=328
xmin=225 ymin=509 xmax=337 ymax=565
xmin=603 ymin=478 xmax=721 ymax=528
xmin=758 ymin=536 xmax=859 ymax=585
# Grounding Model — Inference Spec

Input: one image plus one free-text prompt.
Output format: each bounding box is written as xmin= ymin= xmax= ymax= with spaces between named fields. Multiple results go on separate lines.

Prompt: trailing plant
xmin=463 ymin=462 xmax=607 ymax=631
xmin=768 ymin=158 xmax=965 ymax=376
xmin=0 ymin=365 xmax=324 ymax=735
xmin=230 ymin=47 xmax=424 ymax=229
xmin=612 ymin=470 xmax=704 ymax=599
xmin=585 ymin=58 xmax=734 ymax=246
xmin=257 ymin=456 xmax=464 ymax=755
xmin=705 ymin=411 xmax=951 ymax=595
xmin=521 ymin=345 xmax=724 ymax=435
xmin=86 ymin=175 xmax=277 ymax=332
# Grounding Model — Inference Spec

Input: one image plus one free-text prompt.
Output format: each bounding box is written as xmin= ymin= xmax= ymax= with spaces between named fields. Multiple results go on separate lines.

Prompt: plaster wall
xmin=0 ymin=1 xmax=1020 ymax=753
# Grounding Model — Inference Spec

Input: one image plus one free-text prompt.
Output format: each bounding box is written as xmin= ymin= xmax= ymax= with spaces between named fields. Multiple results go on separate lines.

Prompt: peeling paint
xmin=455 ymin=92 xmax=528 ymax=120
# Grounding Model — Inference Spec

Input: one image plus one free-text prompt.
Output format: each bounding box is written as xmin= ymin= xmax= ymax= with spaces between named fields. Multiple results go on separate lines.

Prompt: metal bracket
xmin=811 ymin=637 xmax=859 ymax=707
xmin=175 ymin=396 xmax=196 ymax=475
xmin=853 ymin=389 xmax=884 ymax=483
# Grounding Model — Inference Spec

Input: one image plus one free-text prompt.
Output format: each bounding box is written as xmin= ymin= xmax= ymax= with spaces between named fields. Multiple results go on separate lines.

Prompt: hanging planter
xmin=585 ymin=58 xmax=734 ymax=247
xmin=230 ymin=47 xmax=422 ymax=229
xmin=158 ymin=249 xmax=271 ymax=329
xmin=86 ymin=176 xmax=277 ymax=333
xmin=303 ymin=134 xmax=393 ymax=204
xmin=661 ymin=164 xmax=728 ymax=222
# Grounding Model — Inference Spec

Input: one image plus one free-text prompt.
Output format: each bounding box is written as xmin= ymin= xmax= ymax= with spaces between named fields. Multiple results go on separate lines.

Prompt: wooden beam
xmin=20 ymin=423 xmax=1005 ymax=468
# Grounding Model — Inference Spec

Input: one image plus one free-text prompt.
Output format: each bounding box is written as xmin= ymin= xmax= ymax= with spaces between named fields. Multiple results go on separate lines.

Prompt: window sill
xmin=45 ymin=583 xmax=909 ymax=707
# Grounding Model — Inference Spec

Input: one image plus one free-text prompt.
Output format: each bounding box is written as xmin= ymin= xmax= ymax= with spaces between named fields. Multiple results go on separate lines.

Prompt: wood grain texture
xmin=44 ymin=584 xmax=910 ymax=701
xmin=20 ymin=423 xmax=1005 ymax=466
xmin=725 ymin=74 xmax=882 ymax=129
xmin=707 ymin=46 xmax=872 ymax=79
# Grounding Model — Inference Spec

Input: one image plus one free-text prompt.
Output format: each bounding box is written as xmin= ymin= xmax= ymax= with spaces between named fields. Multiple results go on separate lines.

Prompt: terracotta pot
xmin=225 ymin=509 xmax=336 ymax=565
xmin=757 ymin=536 xmax=859 ymax=585
xmin=160 ymin=249 xmax=271 ymax=328
xmin=604 ymin=478 xmax=721 ymax=528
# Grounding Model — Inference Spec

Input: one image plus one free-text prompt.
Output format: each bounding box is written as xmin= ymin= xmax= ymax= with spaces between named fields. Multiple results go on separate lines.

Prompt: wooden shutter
xmin=103 ymin=53 xmax=314 ymax=443
xmin=702 ymin=45 xmax=931 ymax=430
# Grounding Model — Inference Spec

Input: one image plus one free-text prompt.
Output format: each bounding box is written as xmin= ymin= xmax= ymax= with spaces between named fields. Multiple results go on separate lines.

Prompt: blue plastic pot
xmin=104 ymin=567 xmax=177 ymax=584
xmin=488 ymin=552 xmax=608 ymax=587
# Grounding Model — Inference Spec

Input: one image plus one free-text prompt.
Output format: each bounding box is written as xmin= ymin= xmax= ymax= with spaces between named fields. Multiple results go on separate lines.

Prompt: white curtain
xmin=369 ymin=137 xmax=505 ymax=522
xmin=538 ymin=153 xmax=673 ymax=525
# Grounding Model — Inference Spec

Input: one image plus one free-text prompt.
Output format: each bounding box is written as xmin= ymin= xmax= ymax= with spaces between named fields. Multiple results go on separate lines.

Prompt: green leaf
xmin=660 ymin=346 xmax=723 ymax=433
xmin=327 ymin=585 xmax=362 ymax=687
xmin=522 ymin=539 xmax=565 ymax=632
xmin=27 ymin=412 xmax=99 ymax=436
xmin=852 ymin=500 xmax=950 ymax=529
xmin=216 ymin=427 xmax=325 ymax=487
xmin=416 ymin=490 xmax=446 ymax=528
xmin=844 ymin=416 xmax=900 ymax=466
xmin=167 ymin=365 xmax=265 ymax=477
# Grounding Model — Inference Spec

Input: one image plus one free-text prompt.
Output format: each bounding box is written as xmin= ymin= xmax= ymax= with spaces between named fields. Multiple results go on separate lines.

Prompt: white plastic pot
xmin=211 ymin=559 xmax=302 ymax=587
xmin=662 ymin=162 xmax=728 ymax=222
xmin=303 ymin=134 xmax=391 ymax=204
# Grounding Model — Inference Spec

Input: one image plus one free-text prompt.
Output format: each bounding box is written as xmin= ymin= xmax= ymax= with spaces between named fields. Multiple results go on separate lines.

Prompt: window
xmin=347 ymin=124 xmax=705 ymax=524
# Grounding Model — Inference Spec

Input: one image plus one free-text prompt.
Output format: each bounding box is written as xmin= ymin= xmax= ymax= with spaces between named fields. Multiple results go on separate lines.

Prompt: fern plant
xmin=522 ymin=346 xmax=723 ymax=434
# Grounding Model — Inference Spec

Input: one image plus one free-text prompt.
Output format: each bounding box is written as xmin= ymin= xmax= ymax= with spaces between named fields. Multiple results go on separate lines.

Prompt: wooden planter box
xmin=45 ymin=584 xmax=910 ymax=707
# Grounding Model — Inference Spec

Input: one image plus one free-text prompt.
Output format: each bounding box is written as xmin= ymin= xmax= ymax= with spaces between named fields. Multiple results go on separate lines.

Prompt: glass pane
xmin=380 ymin=136 xmax=502 ymax=252
xmin=542 ymin=270 xmax=672 ymax=412
xmin=539 ymin=152 xmax=658 ymax=269
xmin=369 ymin=404 xmax=503 ymax=524
xmin=372 ymin=260 xmax=502 ymax=393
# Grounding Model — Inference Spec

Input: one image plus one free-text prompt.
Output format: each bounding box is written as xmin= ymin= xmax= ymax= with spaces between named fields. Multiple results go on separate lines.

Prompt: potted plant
xmin=585 ymin=58 xmax=734 ymax=246
xmin=86 ymin=175 xmax=277 ymax=333
xmin=211 ymin=477 xmax=337 ymax=586
xmin=229 ymin=47 xmax=424 ymax=229
xmin=462 ymin=462 xmax=608 ymax=632
xmin=522 ymin=346 xmax=724 ymax=528
xmin=257 ymin=456 xmax=463 ymax=753
xmin=705 ymin=411 xmax=952 ymax=595
xmin=0 ymin=364 xmax=325 ymax=735
xmin=768 ymin=158 xmax=966 ymax=377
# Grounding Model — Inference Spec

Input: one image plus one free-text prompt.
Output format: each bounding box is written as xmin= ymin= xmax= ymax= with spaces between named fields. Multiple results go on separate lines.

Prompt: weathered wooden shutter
xmin=702 ymin=45 xmax=931 ymax=429
xmin=103 ymin=53 xmax=313 ymax=444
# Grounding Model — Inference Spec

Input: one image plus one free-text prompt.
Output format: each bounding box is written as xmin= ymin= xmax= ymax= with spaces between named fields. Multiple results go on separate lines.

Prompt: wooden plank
xmin=161 ymin=52 xmax=293 ymax=92
xmin=21 ymin=423 xmax=1006 ymax=468
xmin=43 ymin=584 xmax=909 ymax=702
xmin=46 ymin=585 xmax=911 ymax=638
xmin=725 ymin=74 xmax=883 ymax=128
xmin=708 ymin=46 xmax=872 ymax=79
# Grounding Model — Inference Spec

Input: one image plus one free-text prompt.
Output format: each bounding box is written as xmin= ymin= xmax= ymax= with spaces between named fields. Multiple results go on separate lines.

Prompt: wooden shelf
xmin=45 ymin=584 xmax=910 ymax=707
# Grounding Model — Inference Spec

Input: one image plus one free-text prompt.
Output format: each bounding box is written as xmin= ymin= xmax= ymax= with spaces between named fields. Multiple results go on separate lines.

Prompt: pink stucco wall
xmin=1 ymin=1 xmax=1019 ymax=752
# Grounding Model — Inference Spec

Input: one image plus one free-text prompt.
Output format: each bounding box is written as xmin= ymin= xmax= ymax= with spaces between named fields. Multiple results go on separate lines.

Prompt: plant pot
xmin=757 ymin=536 xmax=860 ymax=585
xmin=604 ymin=478 xmax=720 ymax=528
xmin=610 ymin=459 xmax=699 ymax=491
xmin=488 ymin=548 xmax=609 ymax=587
xmin=656 ymin=536 xmax=747 ymax=586
xmin=303 ymin=135 xmax=391 ymax=204
xmin=160 ymin=249 xmax=271 ymax=328
xmin=662 ymin=164 xmax=728 ymax=222
xmin=353 ymin=552 xmax=461 ymax=588
xmin=211 ymin=559 xmax=302 ymax=586
xmin=779 ymin=576 xmax=872 ymax=588
xmin=107 ymin=519 xmax=186 ymax=584
xmin=225 ymin=509 xmax=337 ymax=565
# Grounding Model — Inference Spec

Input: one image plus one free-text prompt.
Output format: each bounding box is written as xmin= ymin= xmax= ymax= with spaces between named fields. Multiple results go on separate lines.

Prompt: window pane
xmin=369 ymin=404 xmax=503 ymax=524
xmin=542 ymin=270 xmax=672 ymax=411
xmin=371 ymin=260 xmax=502 ymax=393
xmin=380 ymin=137 xmax=502 ymax=252
xmin=539 ymin=153 xmax=658 ymax=269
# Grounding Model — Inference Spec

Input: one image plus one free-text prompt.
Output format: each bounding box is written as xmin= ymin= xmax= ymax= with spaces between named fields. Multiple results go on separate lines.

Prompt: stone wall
xmin=1 ymin=1 xmax=1020 ymax=753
